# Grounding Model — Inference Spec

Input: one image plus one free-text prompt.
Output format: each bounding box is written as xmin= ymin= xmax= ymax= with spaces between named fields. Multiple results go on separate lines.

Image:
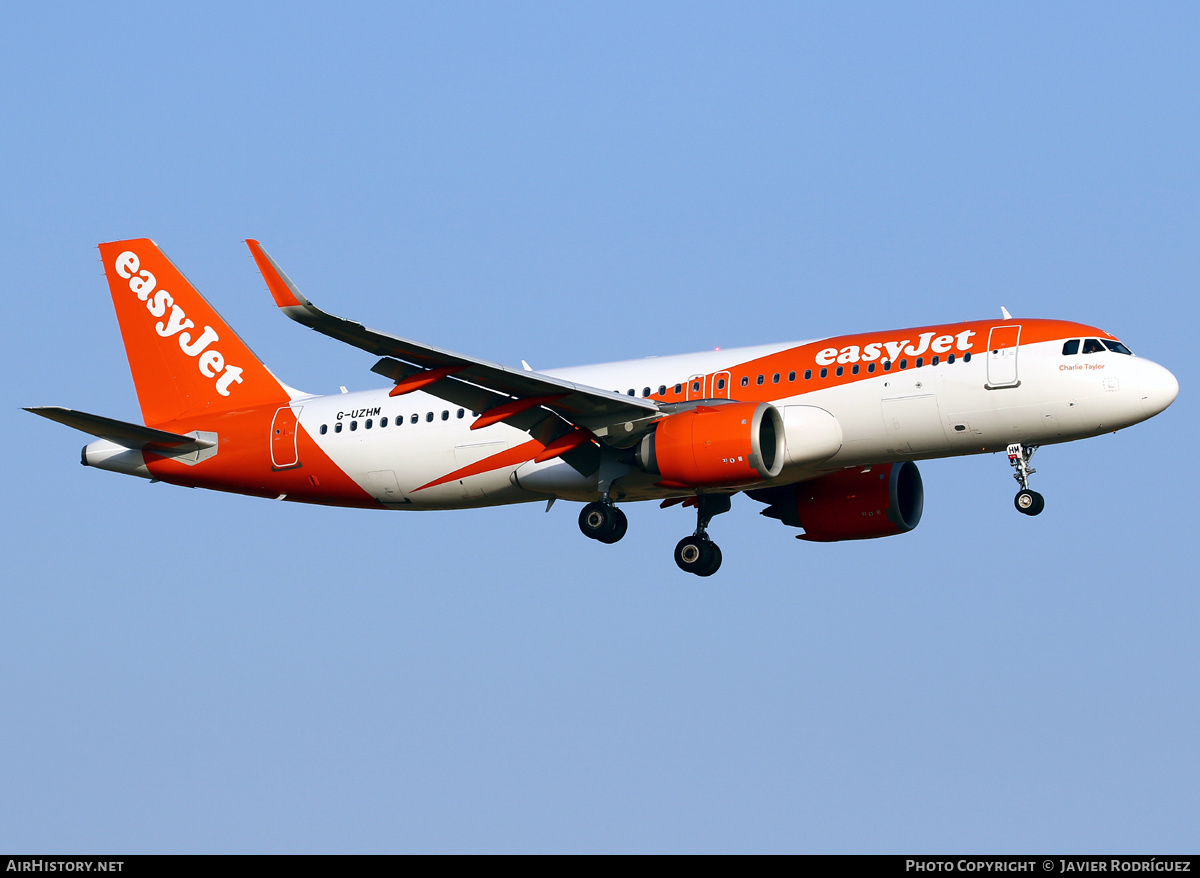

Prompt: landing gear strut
xmin=578 ymin=448 xmax=632 ymax=544
xmin=578 ymin=500 xmax=628 ymax=543
xmin=1007 ymin=442 xmax=1045 ymax=516
xmin=674 ymin=494 xmax=731 ymax=577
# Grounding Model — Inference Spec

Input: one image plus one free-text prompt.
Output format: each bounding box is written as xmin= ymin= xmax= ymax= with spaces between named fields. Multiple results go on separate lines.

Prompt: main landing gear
xmin=578 ymin=492 xmax=732 ymax=577
xmin=578 ymin=500 xmax=628 ymax=544
xmin=673 ymin=494 xmax=731 ymax=577
xmin=1007 ymin=442 xmax=1045 ymax=516
xmin=578 ymin=450 xmax=632 ymax=544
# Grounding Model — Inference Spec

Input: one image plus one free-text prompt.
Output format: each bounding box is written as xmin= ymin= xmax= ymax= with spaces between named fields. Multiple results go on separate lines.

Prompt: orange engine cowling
xmin=750 ymin=461 xmax=923 ymax=541
xmin=637 ymin=402 xmax=785 ymax=488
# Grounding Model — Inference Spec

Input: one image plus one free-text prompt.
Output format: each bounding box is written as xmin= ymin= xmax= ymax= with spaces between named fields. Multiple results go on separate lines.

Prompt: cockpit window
xmin=1082 ymin=338 xmax=1106 ymax=354
xmin=1062 ymin=339 xmax=1080 ymax=356
xmin=1103 ymin=340 xmax=1133 ymax=355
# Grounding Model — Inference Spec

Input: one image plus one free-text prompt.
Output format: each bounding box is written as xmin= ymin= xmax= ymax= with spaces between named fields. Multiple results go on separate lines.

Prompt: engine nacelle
xmin=638 ymin=402 xmax=785 ymax=488
xmin=752 ymin=461 xmax=923 ymax=542
xmin=780 ymin=405 xmax=843 ymax=466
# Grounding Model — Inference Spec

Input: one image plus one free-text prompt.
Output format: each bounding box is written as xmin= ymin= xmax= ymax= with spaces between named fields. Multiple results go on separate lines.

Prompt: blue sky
xmin=2 ymin=2 xmax=1197 ymax=852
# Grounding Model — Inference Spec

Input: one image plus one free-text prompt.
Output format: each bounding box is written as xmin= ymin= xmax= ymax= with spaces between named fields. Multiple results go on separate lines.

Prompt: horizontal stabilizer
xmin=25 ymin=407 xmax=215 ymax=453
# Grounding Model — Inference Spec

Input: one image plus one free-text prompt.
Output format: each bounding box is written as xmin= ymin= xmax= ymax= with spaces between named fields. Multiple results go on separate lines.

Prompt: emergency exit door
xmin=712 ymin=371 xmax=731 ymax=399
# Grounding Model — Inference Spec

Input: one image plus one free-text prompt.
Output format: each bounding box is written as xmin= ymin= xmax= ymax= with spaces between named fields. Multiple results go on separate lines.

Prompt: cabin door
xmin=986 ymin=325 xmax=1021 ymax=388
xmin=270 ymin=405 xmax=302 ymax=469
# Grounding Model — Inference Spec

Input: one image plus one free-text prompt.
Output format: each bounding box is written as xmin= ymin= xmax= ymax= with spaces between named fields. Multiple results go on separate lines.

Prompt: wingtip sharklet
xmin=246 ymin=239 xmax=310 ymax=310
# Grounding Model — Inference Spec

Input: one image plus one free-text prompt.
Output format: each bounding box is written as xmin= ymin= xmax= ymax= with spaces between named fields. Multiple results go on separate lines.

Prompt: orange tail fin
xmin=99 ymin=239 xmax=288 ymax=425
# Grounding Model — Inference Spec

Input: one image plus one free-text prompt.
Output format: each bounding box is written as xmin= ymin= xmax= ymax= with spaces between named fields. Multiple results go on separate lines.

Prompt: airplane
xmin=27 ymin=239 xmax=1179 ymax=576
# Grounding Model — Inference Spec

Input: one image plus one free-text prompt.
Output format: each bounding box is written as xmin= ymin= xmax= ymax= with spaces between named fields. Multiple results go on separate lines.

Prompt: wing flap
xmin=369 ymin=357 xmax=577 ymax=449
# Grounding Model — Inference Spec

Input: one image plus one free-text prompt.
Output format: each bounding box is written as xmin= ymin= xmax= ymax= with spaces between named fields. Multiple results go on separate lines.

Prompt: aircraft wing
xmin=25 ymin=406 xmax=215 ymax=453
xmin=246 ymin=240 xmax=661 ymax=442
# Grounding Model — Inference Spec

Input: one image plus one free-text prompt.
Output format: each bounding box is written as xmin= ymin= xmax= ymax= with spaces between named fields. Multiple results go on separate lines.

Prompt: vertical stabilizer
xmin=99 ymin=239 xmax=288 ymax=425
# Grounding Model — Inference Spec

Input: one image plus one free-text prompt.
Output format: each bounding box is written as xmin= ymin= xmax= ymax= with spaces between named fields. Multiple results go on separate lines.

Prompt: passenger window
xmin=739 ymin=377 xmax=748 ymax=387
xmin=804 ymin=370 xmax=812 ymax=380
xmin=915 ymin=357 xmax=924 ymax=368
xmin=931 ymin=356 xmax=939 ymax=366
xmin=883 ymin=361 xmax=892 ymax=371
xmin=692 ymin=381 xmax=700 ymax=392
xmin=411 ymin=413 xmax=418 ymax=424
xmin=441 ymin=410 xmax=449 ymax=420
xmin=1062 ymin=339 xmax=1080 ymax=356
xmin=772 ymin=373 xmax=780 ymax=384
xmin=836 ymin=366 xmax=844 ymax=376
xmin=365 ymin=419 xmax=373 ymax=429
xmin=716 ymin=378 xmax=726 ymax=390
xmin=963 ymin=352 xmax=972 ymax=363
xmin=819 ymin=368 xmax=828 ymax=379
xmin=1103 ymin=340 xmax=1133 ymax=355
xmin=425 ymin=412 xmax=434 ymax=422
xmin=867 ymin=363 xmax=875 ymax=373
xmin=947 ymin=353 xmax=956 ymax=364
xmin=350 ymin=420 xmax=358 ymax=431
xmin=335 ymin=422 xmax=342 ymax=433
xmin=676 ymin=383 xmax=684 ymax=394
xmin=658 ymin=385 xmax=667 ymax=395
xmin=627 ymin=389 xmax=635 ymax=396
xmin=788 ymin=371 xmax=796 ymax=381
xmin=320 ymin=424 xmax=328 ymax=435
xmin=851 ymin=364 xmax=860 ymax=375
xmin=1083 ymin=338 xmax=1105 ymax=354
xmin=380 ymin=417 xmax=388 ymax=428
xmin=899 ymin=359 xmax=908 ymax=369
xmin=457 ymin=409 xmax=465 ymax=418
xmin=642 ymin=387 xmax=650 ymax=397
xmin=756 ymin=375 xmax=764 ymax=385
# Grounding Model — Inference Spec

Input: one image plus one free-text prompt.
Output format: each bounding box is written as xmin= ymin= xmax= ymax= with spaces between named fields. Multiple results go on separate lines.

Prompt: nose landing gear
xmin=1007 ymin=443 xmax=1045 ymax=516
xmin=673 ymin=494 xmax=731 ymax=576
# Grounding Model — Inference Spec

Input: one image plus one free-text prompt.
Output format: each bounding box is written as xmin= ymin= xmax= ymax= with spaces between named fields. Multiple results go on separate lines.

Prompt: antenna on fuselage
xmin=1001 ymin=307 xmax=1013 ymax=320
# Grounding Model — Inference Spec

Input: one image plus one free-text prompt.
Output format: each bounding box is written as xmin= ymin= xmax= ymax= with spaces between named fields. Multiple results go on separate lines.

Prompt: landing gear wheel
xmin=579 ymin=501 xmax=622 ymax=541
xmin=1014 ymin=489 xmax=1045 ymax=516
xmin=1007 ymin=444 xmax=1045 ymax=516
xmin=705 ymin=543 xmax=722 ymax=576
xmin=674 ymin=536 xmax=722 ymax=577
xmin=598 ymin=507 xmax=628 ymax=544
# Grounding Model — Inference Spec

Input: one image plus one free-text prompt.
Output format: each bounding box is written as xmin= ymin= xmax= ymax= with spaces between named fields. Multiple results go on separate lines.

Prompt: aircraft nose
xmin=1140 ymin=360 xmax=1179 ymax=418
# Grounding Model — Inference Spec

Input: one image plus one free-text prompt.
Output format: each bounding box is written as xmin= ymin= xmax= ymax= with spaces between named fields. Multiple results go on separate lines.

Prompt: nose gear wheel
xmin=1007 ymin=443 xmax=1045 ymax=516
xmin=1014 ymin=488 xmax=1045 ymax=516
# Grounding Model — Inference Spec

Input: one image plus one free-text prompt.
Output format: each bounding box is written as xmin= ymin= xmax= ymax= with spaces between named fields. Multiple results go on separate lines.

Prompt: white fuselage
xmin=289 ymin=336 xmax=1175 ymax=510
